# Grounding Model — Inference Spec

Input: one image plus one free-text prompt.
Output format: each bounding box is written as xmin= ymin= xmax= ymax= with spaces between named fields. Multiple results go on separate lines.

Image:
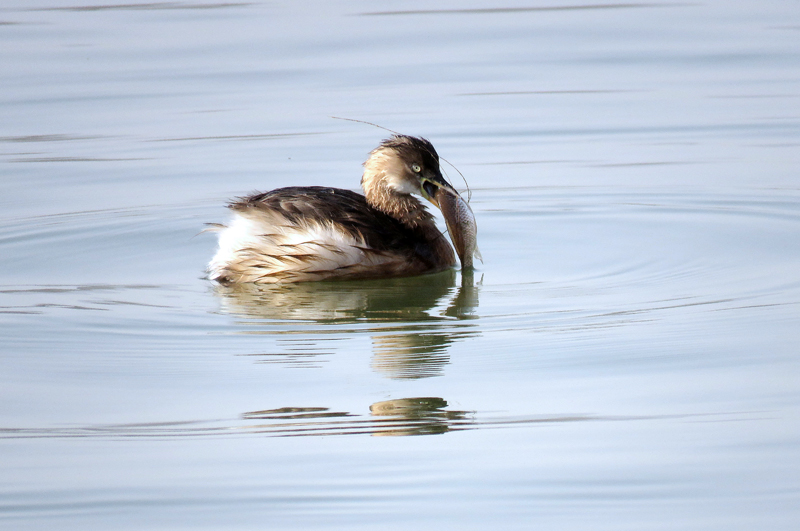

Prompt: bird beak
xmin=420 ymin=173 xmax=459 ymax=208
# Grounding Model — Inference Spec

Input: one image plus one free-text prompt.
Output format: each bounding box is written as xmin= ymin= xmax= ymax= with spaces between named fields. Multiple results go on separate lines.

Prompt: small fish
xmin=438 ymin=191 xmax=482 ymax=268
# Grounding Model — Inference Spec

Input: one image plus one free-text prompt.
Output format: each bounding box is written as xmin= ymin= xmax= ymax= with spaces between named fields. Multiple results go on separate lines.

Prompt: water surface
xmin=1 ymin=1 xmax=799 ymax=529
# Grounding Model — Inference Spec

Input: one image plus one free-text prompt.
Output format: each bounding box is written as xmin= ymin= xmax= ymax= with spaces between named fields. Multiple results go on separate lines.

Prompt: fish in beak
xmin=420 ymin=174 xmax=481 ymax=269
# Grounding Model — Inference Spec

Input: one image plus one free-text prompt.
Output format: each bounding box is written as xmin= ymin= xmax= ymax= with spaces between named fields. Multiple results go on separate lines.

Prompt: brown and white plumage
xmin=207 ymin=135 xmax=472 ymax=284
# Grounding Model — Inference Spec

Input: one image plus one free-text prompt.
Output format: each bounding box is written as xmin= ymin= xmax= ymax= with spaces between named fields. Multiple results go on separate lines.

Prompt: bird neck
xmin=362 ymin=159 xmax=456 ymax=268
xmin=364 ymin=182 xmax=434 ymax=228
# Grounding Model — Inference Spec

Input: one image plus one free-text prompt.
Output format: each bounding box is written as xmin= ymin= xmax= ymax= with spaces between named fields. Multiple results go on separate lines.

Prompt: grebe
xmin=207 ymin=135 xmax=477 ymax=284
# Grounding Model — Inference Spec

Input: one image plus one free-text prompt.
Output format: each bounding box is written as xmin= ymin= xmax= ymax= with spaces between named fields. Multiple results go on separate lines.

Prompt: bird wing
xmin=208 ymin=187 xmax=435 ymax=283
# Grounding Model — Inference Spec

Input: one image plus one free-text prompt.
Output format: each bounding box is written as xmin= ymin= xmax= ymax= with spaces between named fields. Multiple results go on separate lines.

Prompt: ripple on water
xmin=455 ymin=188 xmax=800 ymax=372
xmin=0 ymin=404 xmax=755 ymax=439
xmin=1 ymin=188 xmax=798 ymax=375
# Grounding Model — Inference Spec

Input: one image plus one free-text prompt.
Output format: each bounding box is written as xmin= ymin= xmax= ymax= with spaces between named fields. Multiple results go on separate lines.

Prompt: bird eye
xmin=411 ymin=164 xmax=422 ymax=173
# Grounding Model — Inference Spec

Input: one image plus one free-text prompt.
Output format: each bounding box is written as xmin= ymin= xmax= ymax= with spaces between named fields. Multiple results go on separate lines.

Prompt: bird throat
xmin=364 ymin=181 xmax=432 ymax=229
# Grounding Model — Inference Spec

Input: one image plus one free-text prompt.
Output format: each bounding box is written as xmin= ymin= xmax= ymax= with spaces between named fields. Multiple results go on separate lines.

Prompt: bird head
xmin=362 ymin=135 xmax=478 ymax=267
xmin=362 ymin=134 xmax=460 ymax=211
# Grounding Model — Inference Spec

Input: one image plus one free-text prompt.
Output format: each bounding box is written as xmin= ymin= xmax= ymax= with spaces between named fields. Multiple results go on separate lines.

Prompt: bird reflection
xmin=213 ymin=269 xmax=480 ymax=378
xmin=240 ymin=397 xmax=473 ymax=437
xmin=369 ymin=397 xmax=472 ymax=436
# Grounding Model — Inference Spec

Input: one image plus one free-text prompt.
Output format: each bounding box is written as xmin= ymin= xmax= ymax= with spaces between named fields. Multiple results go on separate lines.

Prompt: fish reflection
xmin=213 ymin=269 xmax=480 ymax=378
xmin=241 ymin=397 xmax=473 ymax=437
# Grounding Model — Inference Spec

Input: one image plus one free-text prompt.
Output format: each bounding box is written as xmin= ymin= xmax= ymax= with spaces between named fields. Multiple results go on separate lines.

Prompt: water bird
xmin=207 ymin=134 xmax=479 ymax=283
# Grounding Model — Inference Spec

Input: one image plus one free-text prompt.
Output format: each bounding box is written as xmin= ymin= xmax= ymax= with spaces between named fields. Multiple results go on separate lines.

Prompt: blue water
xmin=1 ymin=1 xmax=799 ymax=529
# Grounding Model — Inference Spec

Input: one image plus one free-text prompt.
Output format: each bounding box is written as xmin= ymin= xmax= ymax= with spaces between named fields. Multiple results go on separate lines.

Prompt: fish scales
xmin=439 ymin=192 xmax=481 ymax=268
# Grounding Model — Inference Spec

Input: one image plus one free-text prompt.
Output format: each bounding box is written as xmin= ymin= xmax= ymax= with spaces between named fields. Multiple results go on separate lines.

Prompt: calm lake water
xmin=2 ymin=1 xmax=799 ymax=529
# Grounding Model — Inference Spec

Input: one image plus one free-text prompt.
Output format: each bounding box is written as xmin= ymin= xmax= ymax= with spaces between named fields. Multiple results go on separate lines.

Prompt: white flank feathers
xmin=207 ymin=211 xmax=398 ymax=283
